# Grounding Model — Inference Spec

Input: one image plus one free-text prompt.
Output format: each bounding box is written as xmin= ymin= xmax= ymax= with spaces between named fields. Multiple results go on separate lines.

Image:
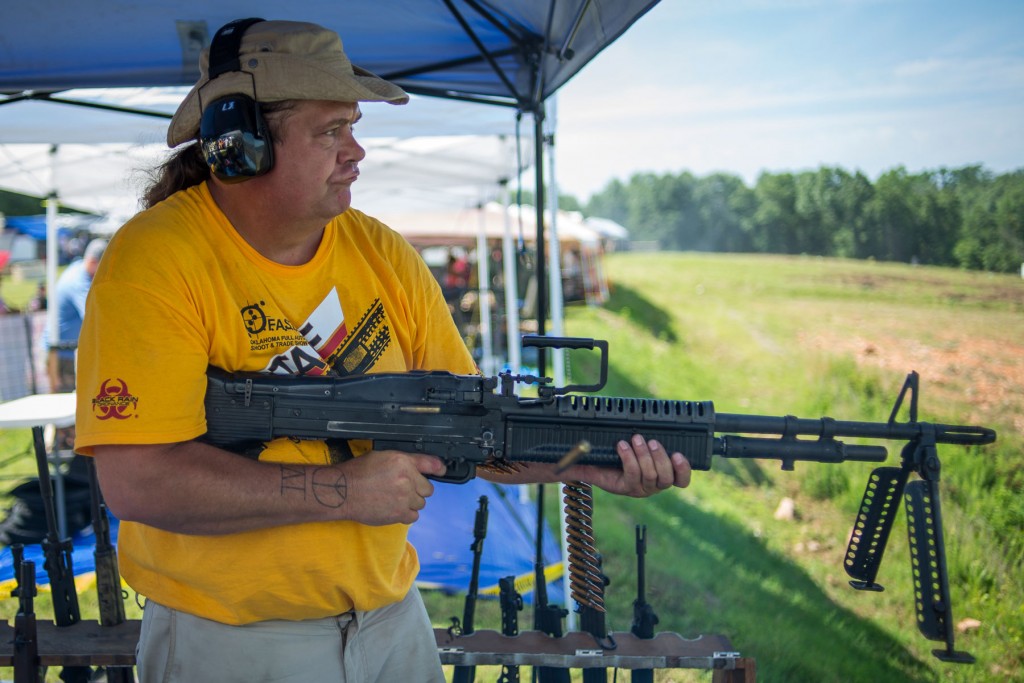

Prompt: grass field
xmin=551 ymin=252 xmax=1023 ymax=682
xmin=0 ymin=252 xmax=1021 ymax=682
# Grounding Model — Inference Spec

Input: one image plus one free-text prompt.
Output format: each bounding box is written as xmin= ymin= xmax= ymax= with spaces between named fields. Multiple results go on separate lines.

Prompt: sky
xmin=2 ymin=1 xmax=1021 ymax=215
xmin=548 ymin=0 xmax=1024 ymax=201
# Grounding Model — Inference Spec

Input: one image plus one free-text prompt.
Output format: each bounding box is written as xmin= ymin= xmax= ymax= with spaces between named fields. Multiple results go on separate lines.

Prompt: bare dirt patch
xmin=799 ymin=331 xmax=1024 ymax=433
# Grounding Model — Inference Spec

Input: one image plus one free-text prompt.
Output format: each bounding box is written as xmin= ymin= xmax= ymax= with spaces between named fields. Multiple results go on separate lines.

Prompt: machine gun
xmin=203 ymin=335 xmax=996 ymax=660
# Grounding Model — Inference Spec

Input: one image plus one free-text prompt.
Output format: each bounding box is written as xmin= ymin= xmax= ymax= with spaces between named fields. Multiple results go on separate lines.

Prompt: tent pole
xmin=499 ymin=180 xmax=522 ymax=377
xmin=544 ymin=96 xmax=576 ymax=632
xmin=475 ymin=201 xmax=494 ymax=377
xmin=546 ymin=96 xmax=566 ymax=387
xmin=45 ymin=144 xmax=60 ymax=370
xmin=533 ymin=106 xmax=547 ymax=359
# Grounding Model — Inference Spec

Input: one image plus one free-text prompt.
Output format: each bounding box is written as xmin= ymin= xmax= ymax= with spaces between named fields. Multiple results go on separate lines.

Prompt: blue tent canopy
xmin=3 ymin=215 xmax=51 ymax=241
xmin=0 ymin=1 xmax=659 ymax=110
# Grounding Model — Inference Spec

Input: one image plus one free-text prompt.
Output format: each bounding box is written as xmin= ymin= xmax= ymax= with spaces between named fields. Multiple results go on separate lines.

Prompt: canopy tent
xmin=0 ymin=0 xmax=662 ymax=342
xmin=0 ymin=2 xmax=657 ymax=106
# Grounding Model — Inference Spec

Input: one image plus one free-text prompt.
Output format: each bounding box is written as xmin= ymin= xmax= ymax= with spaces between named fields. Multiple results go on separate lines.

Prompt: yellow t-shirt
xmin=74 ymin=182 xmax=477 ymax=625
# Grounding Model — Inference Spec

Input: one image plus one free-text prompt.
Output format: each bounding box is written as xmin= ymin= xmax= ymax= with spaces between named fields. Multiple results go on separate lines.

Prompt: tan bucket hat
xmin=168 ymin=19 xmax=409 ymax=147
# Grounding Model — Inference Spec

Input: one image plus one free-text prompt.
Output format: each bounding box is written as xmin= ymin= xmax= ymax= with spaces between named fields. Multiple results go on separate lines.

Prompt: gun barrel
xmin=715 ymin=435 xmax=888 ymax=463
xmin=716 ymin=413 xmax=996 ymax=447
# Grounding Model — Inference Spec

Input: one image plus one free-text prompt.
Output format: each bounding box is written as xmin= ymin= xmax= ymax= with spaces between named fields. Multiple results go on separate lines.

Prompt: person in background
xmin=74 ymin=18 xmax=691 ymax=683
xmin=47 ymin=237 xmax=107 ymax=393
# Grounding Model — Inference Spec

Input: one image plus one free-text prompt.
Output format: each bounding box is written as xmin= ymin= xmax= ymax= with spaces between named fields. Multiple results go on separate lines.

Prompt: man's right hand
xmin=334 ymin=450 xmax=446 ymax=525
xmin=92 ymin=441 xmax=447 ymax=535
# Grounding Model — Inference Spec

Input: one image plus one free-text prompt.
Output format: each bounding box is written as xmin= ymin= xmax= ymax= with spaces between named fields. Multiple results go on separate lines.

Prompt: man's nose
xmin=341 ymin=135 xmax=365 ymax=163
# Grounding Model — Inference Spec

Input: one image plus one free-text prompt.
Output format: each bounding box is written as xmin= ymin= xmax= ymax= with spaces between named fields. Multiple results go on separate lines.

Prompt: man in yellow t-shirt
xmin=75 ymin=18 xmax=691 ymax=683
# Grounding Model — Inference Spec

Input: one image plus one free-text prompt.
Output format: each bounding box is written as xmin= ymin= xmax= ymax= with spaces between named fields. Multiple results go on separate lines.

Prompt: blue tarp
xmin=4 ymin=215 xmax=54 ymax=242
xmin=0 ymin=514 xmax=114 ymax=589
xmin=0 ymin=2 xmax=660 ymax=109
xmin=0 ymin=478 xmax=564 ymax=603
xmin=411 ymin=478 xmax=563 ymax=603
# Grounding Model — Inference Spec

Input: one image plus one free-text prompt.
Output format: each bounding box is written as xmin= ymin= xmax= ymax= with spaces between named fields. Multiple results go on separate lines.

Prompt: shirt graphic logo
xmin=241 ymin=301 xmax=268 ymax=335
xmin=249 ymin=288 xmax=392 ymax=377
xmin=92 ymin=378 xmax=139 ymax=420
xmin=328 ymin=299 xmax=390 ymax=376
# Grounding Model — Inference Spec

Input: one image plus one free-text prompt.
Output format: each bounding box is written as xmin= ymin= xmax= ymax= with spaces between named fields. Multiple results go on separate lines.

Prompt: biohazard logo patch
xmin=92 ymin=378 xmax=139 ymax=420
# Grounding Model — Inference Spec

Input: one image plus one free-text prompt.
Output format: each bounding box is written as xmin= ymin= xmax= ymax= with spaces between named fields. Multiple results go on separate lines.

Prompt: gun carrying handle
xmin=521 ymin=335 xmax=608 ymax=394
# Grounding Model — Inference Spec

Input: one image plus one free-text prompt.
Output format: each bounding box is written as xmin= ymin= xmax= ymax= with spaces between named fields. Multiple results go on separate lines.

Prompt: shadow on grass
xmin=596 ymin=492 xmax=935 ymax=683
xmin=604 ymin=283 xmax=678 ymax=343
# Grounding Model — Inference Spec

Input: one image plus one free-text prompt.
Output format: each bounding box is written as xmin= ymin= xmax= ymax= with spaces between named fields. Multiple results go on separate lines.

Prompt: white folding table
xmin=0 ymin=392 xmax=78 ymax=537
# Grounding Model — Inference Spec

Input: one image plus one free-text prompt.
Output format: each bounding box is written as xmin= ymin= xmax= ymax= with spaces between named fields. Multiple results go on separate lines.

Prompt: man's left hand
xmin=561 ymin=434 xmax=691 ymax=496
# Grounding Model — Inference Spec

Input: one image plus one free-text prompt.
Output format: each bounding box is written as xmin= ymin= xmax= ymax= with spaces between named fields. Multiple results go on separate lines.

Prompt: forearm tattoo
xmin=280 ymin=464 xmax=348 ymax=508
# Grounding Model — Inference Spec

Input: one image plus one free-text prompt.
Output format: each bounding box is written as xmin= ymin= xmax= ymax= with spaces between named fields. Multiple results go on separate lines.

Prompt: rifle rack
xmin=0 ymin=619 xmax=756 ymax=682
xmin=0 ymin=619 xmax=139 ymax=671
xmin=437 ymin=628 xmax=756 ymax=681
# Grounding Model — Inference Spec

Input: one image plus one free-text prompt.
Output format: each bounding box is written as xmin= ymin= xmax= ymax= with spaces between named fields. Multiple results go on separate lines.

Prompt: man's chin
xmin=331 ymin=188 xmax=354 ymax=214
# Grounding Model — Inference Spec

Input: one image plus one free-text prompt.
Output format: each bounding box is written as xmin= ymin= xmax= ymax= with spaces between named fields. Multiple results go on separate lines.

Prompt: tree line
xmin=574 ymin=165 xmax=1023 ymax=273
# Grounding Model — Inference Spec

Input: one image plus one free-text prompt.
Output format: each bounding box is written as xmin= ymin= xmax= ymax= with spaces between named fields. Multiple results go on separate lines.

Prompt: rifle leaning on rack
xmin=202 ymin=335 xmax=997 ymax=662
xmin=10 ymin=546 xmax=38 ymax=683
xmin=450 ymin=495 xmax=488 ymax=683
xmin=497 ymin=576 xmax=523 ymax=683
xmin=630 ymin=525 xmax=659 ymax=683
xmin=31 ymin=426 xmax=91 ymax=683
xmin=86 ymin=458 xmax=135 ymax=683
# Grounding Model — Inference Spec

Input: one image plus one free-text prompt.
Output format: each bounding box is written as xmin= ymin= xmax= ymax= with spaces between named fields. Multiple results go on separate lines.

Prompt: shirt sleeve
xmin=75 ymin=266 xmax=211 ymax=455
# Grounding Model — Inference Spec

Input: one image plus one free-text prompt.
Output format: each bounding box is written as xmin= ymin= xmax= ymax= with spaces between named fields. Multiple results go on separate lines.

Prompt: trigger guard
xmin=430 ymin=460 xmax=475 ymax=484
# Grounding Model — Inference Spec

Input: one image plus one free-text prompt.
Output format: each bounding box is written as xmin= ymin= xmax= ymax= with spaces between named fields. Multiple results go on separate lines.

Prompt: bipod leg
xmin=904 ymin=476 xmax=974 ymax=663
xmin=845 ymin=463 xmax=909 ymax=591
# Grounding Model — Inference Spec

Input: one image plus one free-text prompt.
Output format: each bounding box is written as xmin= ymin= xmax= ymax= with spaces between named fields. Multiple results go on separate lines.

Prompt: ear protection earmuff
xmin=199 ymin=17 xmax=272 ymax=183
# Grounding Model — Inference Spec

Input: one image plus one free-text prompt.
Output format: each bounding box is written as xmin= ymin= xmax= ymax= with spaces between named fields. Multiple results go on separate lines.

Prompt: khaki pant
xmin=136 ymin=588 xmax=445 ymax=683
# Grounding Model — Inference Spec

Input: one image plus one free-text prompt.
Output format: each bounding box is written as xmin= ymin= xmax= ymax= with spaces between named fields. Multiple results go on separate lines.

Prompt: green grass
xmin=1 ymin=252 xmax=1021 ymax=681
xmin=553 ymin=253 xmax=1024 ymax=682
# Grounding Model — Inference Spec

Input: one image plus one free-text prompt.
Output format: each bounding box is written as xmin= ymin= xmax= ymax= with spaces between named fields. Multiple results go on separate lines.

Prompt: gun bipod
xmin=843 ymin=372 xmax=974 ymax=663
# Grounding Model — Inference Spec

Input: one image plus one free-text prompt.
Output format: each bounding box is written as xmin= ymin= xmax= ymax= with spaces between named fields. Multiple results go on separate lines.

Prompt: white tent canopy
xmin=373 ymin=201 xmax=604 ymax=246
xmin=0 ymin=135 xmax=529 ymax=224
xmin=0 ymin=90 xmax=534 ymax=220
